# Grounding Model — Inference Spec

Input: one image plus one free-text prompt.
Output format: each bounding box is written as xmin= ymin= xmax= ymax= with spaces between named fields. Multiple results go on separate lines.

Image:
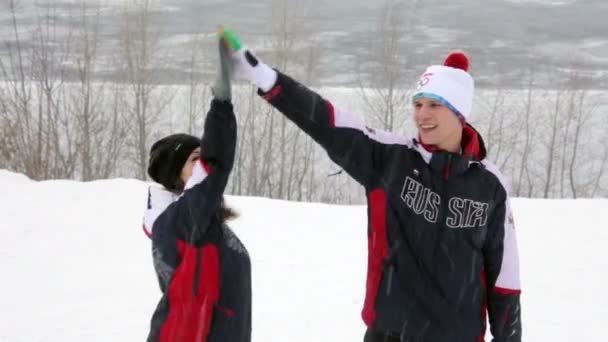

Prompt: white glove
xmin=220 ymin=27 xmax=278 ymax=92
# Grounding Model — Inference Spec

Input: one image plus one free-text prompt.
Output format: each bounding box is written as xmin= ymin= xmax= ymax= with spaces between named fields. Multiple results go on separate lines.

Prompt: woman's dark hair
xmin=220 ymin=198 xmax=239 ymax=223
xmin=172 ymin=180 xmax=237 ymax=224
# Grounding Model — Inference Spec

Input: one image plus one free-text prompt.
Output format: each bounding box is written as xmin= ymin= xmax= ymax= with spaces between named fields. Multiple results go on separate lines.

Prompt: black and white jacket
xmin=259 ymin=72 xmax=522 ymax=342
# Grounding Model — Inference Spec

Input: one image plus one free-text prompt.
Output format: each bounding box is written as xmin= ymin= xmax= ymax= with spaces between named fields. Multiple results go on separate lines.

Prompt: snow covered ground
xmin=0 ymin=169 xmax=606 ymax=341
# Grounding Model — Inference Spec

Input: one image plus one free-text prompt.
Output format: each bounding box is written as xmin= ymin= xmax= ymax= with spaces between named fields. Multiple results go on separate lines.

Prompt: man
xmin=222 ymin=28 xmax=522 ymax=342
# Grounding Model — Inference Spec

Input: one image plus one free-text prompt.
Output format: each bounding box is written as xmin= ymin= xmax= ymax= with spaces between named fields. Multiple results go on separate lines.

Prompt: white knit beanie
xmin=412 ymin=52 xmax=474 ymax=121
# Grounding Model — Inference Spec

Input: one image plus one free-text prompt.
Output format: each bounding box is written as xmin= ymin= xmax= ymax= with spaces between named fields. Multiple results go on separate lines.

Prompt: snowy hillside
xmin=0 ymin=169 xmax=606 ymax=341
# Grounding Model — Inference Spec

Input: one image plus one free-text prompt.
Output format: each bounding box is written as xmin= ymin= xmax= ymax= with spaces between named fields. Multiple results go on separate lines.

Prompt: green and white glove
xmin=219 ymin=27 xmax=278 ymax=93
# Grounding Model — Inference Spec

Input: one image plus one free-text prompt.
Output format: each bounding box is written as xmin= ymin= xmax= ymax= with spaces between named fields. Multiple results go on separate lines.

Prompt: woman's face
xmin=180 ymin=147 xmax=201 ymax=185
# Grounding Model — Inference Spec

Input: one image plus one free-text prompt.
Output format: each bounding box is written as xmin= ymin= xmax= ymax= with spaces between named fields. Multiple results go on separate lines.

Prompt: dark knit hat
xmin=147 ymin=133 xmax=201 ymax=192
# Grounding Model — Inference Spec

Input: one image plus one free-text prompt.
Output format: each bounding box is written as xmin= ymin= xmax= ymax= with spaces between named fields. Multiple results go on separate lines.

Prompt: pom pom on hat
xmin=443 ymin=52 xmax=469 ymax=72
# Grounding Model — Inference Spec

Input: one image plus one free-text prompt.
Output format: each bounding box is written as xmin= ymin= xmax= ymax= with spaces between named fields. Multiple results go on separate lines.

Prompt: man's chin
xmin=418 ymin=134 xmax=438 ymax=146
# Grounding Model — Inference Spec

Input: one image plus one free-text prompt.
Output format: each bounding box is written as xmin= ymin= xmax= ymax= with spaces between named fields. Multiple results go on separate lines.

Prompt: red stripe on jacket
xmin=159 ymin=242 xmax=220 ymax=342
xmin=361 ymin=189 xmax=388 ymax=327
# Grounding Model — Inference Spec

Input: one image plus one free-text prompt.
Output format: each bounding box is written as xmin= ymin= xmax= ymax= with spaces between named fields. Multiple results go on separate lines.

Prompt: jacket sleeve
xmin=258 ymin=71 xmax=410 ymax=187
xmin=151 ymin=99 xmax=237 ymax=291
xmin=483 ymin=186 xmax=522 ymax=341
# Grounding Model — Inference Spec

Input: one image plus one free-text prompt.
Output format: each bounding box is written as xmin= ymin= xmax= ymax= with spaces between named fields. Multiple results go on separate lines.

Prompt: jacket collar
xmin=413 ymin=123 xmax=487 ymax=178
xmin=143 ymin=186 xmax=178 ymax=237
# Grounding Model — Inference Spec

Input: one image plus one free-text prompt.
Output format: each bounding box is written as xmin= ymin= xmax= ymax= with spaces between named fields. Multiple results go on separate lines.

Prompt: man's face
xmin=413 ymin=97 xmax=462 ymax=149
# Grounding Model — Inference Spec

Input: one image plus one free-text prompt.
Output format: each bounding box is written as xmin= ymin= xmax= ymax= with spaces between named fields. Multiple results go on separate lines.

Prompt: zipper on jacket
xmin=436 ymin=156 xmax=466 ymax=337
xmin=443 ymin=154 xmax=452 ymax=181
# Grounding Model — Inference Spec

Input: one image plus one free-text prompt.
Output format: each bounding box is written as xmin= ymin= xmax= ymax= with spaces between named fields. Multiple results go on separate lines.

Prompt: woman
xmin=142 ymin=36 xmax=251 ymax=342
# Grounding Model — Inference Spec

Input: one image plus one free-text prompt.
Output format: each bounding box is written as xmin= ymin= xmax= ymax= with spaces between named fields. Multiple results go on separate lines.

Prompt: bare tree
xmin=247 ymin=90 xmax=270 ymax=196
xmin=356 ymin=0 xmax=420 ymax=132
xmin=231 ymin=0 xmax=322 ymax=200
xmin=514 ymin=68 xmax=540 ymax=197
xmin=285 ymin=42 xmax=323 ymax=201
xmin=34 ymin=2 xmax=76 ymax=179
xmin=269 ymin=0 xmax=309 ymax=198
xmin=118 ymin=0 xmax=174 ymax=179
xmin=70 ymin=1 xmax=129 ymax=180
xmin=0 ymin=0 xmax=76 ymax=179
xmin=1 ymin=0 xmax=37 ymax=177
xmin=71 ymin=1 xmax=100 ymax=180
xmin=295 ymin=137 xmax=316 ymax=201
xmin=480 ymin=89 xmax=520 ymax=174
xmin=231 ymin=89 xmax=253 ymax=195
xmin=183 ymin=31 xmax=209 ymax=136
xmin=591 ymin=123 xmax=608 ymax=197
xmin=558 ymin=94 xmax=574 ymax=197
xmin=543 ymin=83 xmax=567 ymax=198
xmin=229 ymin=87 xmax=266 ymax=196
xmin=568 ymin=91 xmax=594 ymax=198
